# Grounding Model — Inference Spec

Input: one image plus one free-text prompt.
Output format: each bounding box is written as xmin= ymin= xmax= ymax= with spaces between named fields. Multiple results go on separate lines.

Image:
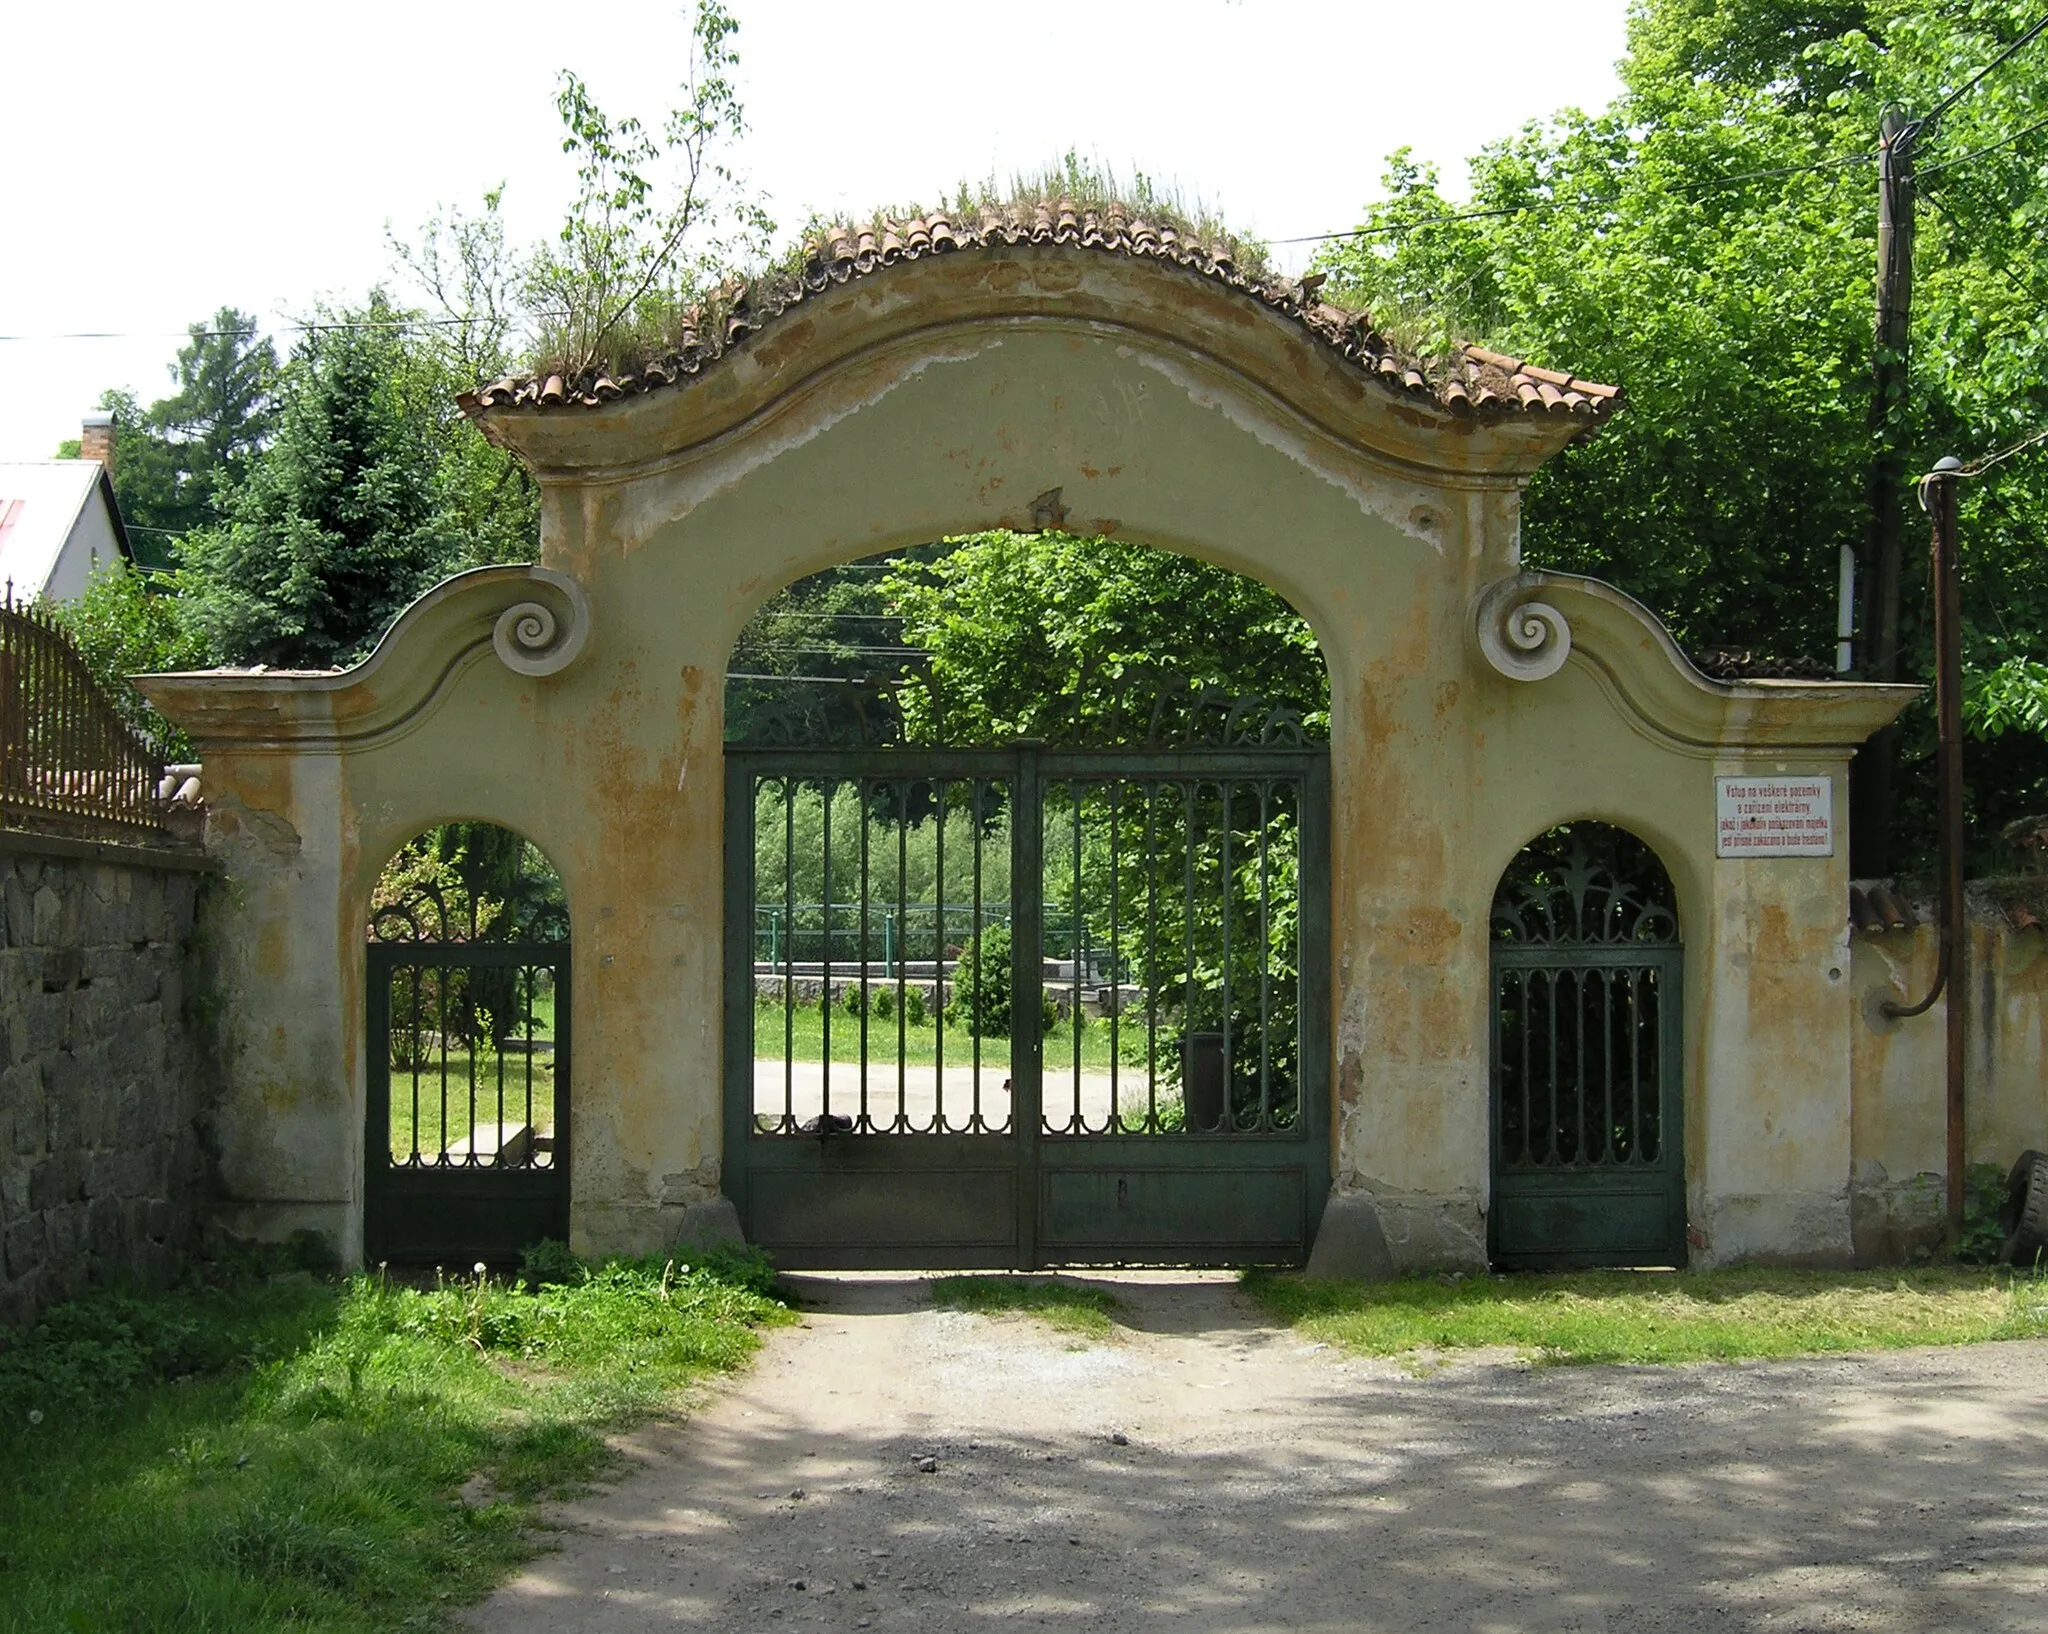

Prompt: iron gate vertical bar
xmin=1257 ymin=779 xmax=1271 ymax=1129
xmin=1629 ymin=969 xmax=1645 ymax=1160
xmin=895 ymin=784 xmax=909 ymax=1132
xmin=971 ymin=779 xmax=986 ymax=1131
xmin=1071 ymin=782 xmax=1084 ymax=1128
xmin=1012 ymin=742 xmax=1043 ymax=1267
xmin=782 ymin=781 xmax=796 ymax=1129
xmin=1660 ymin=951 xmax=1682 ymax=1209
xmin=551 ymin=951 xmax=573 ymax=1207
xmin=723 ymin=757 xmax=757 ymax=1224
xmin=1108 ymin=778 xmax=1121 ymax=1131
xmin=366 ymin=946 xmax=392 ymax=1235
xmin=1221 ymin=780 xmax=1234 ymax=1131
xmin=933 ymin=780 xmax=947 ymax=1132
xmin=859 ymin=779 xmax=871 ymax=1131
xmin=1144 ymin=781 xmax=1160 ymax=1130
xmin=1299 ymin=754 xmax=1332 ymax=1231
xmin=821 ymin=777 xmax=833 ymax=1120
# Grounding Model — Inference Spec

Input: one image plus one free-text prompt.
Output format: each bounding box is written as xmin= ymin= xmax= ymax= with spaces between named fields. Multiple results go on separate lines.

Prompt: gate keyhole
xmin=1117 ymin=1176 xmax=1128 ymax=1209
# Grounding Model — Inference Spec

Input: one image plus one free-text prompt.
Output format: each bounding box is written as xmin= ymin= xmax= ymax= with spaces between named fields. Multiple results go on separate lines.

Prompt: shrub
xmin=948 ymin=923 xmax=1054 ymax=1038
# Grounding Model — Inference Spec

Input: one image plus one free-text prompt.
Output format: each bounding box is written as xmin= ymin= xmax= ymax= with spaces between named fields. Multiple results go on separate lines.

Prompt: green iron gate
xmin=723 ymin=715 xmax=1329 ymax=1268
xmin=365 ymin=851 xmax=571 ymax=1265
xmin=1489 ymin=823 xmax=1684 ymax=1269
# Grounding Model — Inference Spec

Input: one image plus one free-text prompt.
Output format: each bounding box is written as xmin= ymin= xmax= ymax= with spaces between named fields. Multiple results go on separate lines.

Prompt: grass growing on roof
xmin=0 ymin=1243 xmax=787 ymax=1632
xmin=930 ymin=1275 xmax=1123 ymax=1340
xmin=1244 ymin=1265 xmax=2048 ymax=1367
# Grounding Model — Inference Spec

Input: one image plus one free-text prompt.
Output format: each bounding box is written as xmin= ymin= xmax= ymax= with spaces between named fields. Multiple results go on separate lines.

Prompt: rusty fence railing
xmin=0 ymin=591 xmax=169 ymax=839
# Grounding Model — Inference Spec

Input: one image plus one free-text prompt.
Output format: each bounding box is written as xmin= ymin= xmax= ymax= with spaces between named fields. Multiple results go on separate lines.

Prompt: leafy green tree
xmin=58 ymin=314 xmax=279 ymax=567
xmin=178 ymin=294 xmax=462 ymax=668
xmin=1313 ymin=0 xmax=2048 ymax=869
xmin=389 ymin=191 xmax=542 ymax=566
xmin=881 ymin=532 xmax=1327 ymax=745
xmin=47 ymin=562 xmax=207 ymax=751
xmin=525 ymin=0 xmax=772 ymax=378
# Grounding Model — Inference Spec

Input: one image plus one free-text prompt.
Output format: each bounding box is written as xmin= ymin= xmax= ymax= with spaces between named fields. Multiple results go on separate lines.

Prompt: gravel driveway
xmin=467 ymin=1271 xmax=2048 ymax=1633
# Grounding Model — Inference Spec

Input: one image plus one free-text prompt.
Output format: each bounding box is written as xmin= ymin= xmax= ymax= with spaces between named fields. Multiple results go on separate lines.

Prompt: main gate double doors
xmin=723 ymin=741 xmax=1329 ymax=1268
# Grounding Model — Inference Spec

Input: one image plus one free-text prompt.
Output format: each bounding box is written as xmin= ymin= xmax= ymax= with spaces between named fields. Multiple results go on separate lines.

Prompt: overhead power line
xmin=1910 ymin=10 xmax=2048 ymax=138
xmin=1919 ymin=110 xmax=2048 ymax=176
xmin=1957 ymin=425 xmax=2048 ymax=477
xmin=1274 ymin=149 xmax=1879 ymax=247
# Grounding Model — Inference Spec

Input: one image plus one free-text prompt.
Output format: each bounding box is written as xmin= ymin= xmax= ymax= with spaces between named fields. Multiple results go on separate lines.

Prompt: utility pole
xmin=1850 ymin=109 xmax=1918 ymax=878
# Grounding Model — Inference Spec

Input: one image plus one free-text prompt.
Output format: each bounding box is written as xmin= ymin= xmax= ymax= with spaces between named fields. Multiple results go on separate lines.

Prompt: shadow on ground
xmin=468 ymin=1274 xmax=2048 ymax=1634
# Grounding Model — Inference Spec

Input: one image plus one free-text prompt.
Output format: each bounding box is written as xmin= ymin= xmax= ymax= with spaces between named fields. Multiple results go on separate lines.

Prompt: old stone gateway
xmin=141 ymin=217 xmax=1914 ymax=1274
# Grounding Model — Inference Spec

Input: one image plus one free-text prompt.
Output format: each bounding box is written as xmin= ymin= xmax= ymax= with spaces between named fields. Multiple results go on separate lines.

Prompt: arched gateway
xmin=140 ymin=208 xmax=1913 ymax=1271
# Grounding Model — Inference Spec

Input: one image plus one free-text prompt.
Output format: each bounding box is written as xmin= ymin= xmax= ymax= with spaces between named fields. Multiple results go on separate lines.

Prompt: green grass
xmin=1244 ymin=1265 xmax=2048 ymax=1367
xmin=930 ymin=1275 xmax=1123 ymax=1339
xmin=385 ymin=1052 xmax=558 ymax=1161
xmin=755 ymin=997 xmax=1154 ymax=1072
xmin=0 ymin=1245 xmax=788 ymax=1631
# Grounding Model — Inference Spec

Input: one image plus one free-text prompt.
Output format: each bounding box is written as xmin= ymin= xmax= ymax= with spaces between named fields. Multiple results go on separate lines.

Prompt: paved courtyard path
xmin=467 ymin=1272 xmax=2048 ymax=1633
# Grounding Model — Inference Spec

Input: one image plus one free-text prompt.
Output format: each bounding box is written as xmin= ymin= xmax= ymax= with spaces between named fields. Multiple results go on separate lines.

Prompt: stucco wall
xmin=0 ymin=834 xmax=216 ymax=1326
xmin=140 ymin=248 xmax=1912 ymax=1271
xmin=1850 ymin=904 xmax=2048 ymax=1261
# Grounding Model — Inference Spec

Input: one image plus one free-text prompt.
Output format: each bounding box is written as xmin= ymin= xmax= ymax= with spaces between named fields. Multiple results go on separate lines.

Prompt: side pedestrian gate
xmin=1488 ymin=825 xmax=1685 ymax=1268
xmin=723 ymin=733 xmax=1329 ymax=1267
xmin=365 ymin=883 xmax=571 ymax=1265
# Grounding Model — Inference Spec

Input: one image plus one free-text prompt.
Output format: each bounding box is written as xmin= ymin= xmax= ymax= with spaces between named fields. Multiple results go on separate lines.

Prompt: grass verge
xmin=755 ymin=998 xmax=1177 ymax=1074
xmin=1244 ymin=1265 xmax=2048 ymax=1366
xmin=0 ymin=1243 xmax=787 ymax=1632
xmin=930 ymin=1275 xmax=1122 ymax=1339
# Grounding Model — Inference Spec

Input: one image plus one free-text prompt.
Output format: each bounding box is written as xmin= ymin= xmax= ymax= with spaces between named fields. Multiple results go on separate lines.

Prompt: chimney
xmin=80 ymin=411 xmax=115 ymax=476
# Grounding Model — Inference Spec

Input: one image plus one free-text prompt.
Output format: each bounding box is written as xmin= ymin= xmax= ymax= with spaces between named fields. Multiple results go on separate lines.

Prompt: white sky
xmin=0 ymin=0 xmax=1630 ymax=463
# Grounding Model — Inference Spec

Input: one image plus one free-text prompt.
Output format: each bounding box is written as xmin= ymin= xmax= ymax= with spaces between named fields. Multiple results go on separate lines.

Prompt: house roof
xmin=0 ymin=461 xmax=132 ymax=598
xmin=464 ymin=204 xmax=1623 ymax=426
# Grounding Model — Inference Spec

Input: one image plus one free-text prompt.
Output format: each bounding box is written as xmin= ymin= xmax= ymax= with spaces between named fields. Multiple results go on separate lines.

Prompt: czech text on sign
xmin=1716 ymin=776 xmax=1833 ymax=858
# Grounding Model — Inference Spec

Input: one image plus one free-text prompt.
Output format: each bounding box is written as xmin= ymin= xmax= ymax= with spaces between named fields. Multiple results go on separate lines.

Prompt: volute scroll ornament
xmin=1475 ymin=574 xmax=1572 ymax=682
xmin=492 ymin=568 xmax=592 ymax=677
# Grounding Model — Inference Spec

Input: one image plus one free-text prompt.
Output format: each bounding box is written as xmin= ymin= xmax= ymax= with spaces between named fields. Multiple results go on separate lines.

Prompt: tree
xmin=178 ymin=294 xmax=462 ymax=668
xmin=388 ymin=191 xmax=543 ymax=566
xmin=1312 ymin=0 xmax=2048 ymax=871
xmin=47 ymin=561 xmax=207 ymax=751
xmin=881 ymin=532 xmax=1327 ymax=745
xmin=56 ymin=314 xmax=279 ymax=568
xmin=524 ymin=0 xmax=772 ymax=379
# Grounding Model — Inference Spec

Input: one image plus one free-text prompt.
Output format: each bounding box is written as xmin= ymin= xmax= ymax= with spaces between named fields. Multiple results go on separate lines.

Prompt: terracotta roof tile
xmin=1690 ymin=648 xmax=1837 ymax=681
xmin=464 ymin=206 xmax=1625 ymax=427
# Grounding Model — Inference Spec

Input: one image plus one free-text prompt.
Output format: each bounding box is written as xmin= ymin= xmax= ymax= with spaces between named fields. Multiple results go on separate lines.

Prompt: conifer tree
xmin=179 ymin=296 xmax=461 ymax=668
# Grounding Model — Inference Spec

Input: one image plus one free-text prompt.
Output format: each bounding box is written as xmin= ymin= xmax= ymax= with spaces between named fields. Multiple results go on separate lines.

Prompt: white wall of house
xmin=0 ymin=461 xmax=126 ymax=602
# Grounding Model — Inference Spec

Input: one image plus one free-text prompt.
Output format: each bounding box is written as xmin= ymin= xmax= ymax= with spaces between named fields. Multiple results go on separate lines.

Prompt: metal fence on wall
xmin=0 ymin=593 xmax=166 ymax=838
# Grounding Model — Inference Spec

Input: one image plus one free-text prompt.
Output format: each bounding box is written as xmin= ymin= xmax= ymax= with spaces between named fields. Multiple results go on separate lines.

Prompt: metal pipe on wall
xmin=1879 ymin=456 xmax=1965 ymax=1235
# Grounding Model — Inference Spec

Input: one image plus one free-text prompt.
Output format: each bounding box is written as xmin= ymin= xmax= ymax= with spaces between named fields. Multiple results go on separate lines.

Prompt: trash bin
xmin=1179 ymin=1031 xmax=1227 ymax=1131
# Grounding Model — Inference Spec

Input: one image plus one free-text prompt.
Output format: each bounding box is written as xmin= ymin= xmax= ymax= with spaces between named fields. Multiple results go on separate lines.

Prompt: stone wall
xmin=1850 ymin=894 xmax=2048 ymax=1262
xmin=0 ymin=833 xmax=216 ymax=1325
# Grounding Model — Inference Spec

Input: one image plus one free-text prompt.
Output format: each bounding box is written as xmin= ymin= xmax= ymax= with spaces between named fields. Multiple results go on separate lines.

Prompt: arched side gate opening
xmin=1489 ymin=822 xmax=1685 ymax=1269
xmin=365 ymin=824 xmax=572 ymax=1265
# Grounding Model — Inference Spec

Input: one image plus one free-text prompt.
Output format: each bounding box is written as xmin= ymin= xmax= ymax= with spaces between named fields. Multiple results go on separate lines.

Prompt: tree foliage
xmin=882 ymin=532 xmax=1327 ymax=745
xmin=1313 ymin=0 xmax=2048 ymax=868
xmin=47 ymin=562 xmax=208 ymax=752
xmin=177 ymin=295 xmax=461 ymax=668
xmin=57 ymin=313 xmax=278 ymax=568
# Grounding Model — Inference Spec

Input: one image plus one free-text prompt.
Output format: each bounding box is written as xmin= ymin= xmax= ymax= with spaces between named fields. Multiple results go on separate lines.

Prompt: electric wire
xmin=1957 ymin=425 xmax=2048 ymax=477
xmin=1918 ymin=110 xmax=2048 ymax=176
xmin=1909 ymin=11 xmax=2048 ymax=140
xmin=1273 ymin=149 xmax=1878 ymax=247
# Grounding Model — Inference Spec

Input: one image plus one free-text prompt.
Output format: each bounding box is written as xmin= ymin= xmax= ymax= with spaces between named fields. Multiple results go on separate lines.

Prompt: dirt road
xmin=467 ymin=1273 xmax=2048 ymax=1633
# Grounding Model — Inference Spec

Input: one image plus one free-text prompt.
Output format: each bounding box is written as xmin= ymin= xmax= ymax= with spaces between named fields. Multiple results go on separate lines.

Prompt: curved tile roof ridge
xmin=463 ymin=203 xmax=1623 ymax=426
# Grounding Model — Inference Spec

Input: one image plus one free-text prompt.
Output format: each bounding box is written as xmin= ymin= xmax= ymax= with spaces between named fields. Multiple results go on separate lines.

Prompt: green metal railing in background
xmin=751 ymin=902 xmax=1098 ymax=972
